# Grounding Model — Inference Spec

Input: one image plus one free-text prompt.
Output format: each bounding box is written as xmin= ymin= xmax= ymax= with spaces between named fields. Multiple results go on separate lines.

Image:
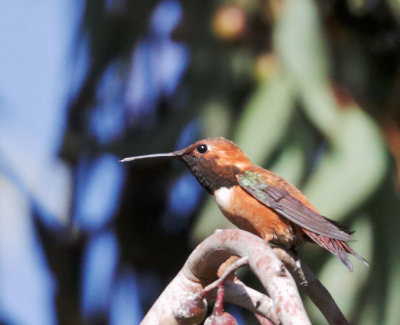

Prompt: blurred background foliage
xmin=0 ymin=0 xmax=399 ymax=324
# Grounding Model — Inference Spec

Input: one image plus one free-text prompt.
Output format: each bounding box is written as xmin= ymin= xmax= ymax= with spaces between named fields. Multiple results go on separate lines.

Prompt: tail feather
xmin=342 ymin=242 xmax=369 ymax=267
xmin=303 ymin=229 xmax=369 ymax=272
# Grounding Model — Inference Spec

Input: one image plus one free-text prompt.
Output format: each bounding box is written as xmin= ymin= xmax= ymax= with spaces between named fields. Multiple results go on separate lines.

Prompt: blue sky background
xmin=0 ymin=1 xmax=77 ymax=324
xmin=0 ymin=1 xmax=194 ymax=324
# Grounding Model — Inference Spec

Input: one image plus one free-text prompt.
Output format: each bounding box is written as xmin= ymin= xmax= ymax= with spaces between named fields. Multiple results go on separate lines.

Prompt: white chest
xmin=214 ymin=187 xmax=234 ymax=211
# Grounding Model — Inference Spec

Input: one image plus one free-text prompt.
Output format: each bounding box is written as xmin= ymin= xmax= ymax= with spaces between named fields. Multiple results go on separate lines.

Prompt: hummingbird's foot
xmin=294 ymin=259 xmax=302 ymax=271
xmin=263 ymin=233 xmax=275 ymax=243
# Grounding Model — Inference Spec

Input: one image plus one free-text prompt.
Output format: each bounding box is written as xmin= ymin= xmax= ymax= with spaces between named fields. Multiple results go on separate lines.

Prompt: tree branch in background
xmin=273 ymin=247 xmax=349 ymax=325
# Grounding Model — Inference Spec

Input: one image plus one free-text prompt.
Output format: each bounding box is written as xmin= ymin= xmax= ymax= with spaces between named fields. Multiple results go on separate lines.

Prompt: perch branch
xmin=141 ymin=229 xmax=311 ymax=325
xmin=255 ymin=314 xmax=275 ymax=325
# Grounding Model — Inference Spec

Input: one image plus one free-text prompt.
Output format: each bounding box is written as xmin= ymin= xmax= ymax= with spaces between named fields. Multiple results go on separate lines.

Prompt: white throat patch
xmin=214 ymin=187 xmax=233 ymax=210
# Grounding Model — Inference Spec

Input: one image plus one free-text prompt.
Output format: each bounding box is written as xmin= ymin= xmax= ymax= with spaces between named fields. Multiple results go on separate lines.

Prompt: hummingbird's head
xmin=176 ymin=137 xmax=251 ymax=193
xmin=121 ymin=137 xmax=251 ymax=194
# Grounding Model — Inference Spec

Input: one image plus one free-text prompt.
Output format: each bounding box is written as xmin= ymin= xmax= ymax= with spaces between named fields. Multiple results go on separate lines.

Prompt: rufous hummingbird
xmin=121 ymin=137 xmax=368 ymax=271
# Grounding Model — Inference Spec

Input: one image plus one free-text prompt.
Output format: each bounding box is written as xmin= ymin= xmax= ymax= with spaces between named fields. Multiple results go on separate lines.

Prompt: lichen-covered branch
xmin=141 ymin=229 xmax=311 ymax=325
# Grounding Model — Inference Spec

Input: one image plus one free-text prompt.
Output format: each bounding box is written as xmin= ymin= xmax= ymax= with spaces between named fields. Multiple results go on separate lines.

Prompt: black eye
xmin=196 ymin=144 xmax=208 ymax=154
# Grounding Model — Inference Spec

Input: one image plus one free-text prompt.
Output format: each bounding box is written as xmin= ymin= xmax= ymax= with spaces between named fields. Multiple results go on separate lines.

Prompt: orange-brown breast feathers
xmin=214 ymin=185 xmax=298 ymax=246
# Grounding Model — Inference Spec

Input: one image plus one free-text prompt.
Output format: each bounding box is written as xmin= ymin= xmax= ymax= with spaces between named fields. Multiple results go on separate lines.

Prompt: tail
xmin=303 ymin=229 xmax=369 ymax=272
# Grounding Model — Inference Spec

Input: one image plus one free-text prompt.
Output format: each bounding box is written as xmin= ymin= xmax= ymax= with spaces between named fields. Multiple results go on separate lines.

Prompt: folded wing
xmin=237 ymin=171 xmax=354 ymax=242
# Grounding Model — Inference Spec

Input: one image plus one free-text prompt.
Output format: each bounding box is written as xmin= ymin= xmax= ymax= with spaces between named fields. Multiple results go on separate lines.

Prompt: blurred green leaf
xmin=234 ymin=74 xmax=294 ymax=165
xmin=303 ymin=108 xmax=387 ymax=220
xmin=386 ymin=258 xmax=400 ymax=325
xmin=275 ymin=0 xmax=341 ymax=137
xmin=387 ymin=0 xmax=400 ymax=22
xmin=190 ymin=196 xmax=231 ymax=243
xmin=202 ymin=98 xmax=233 ymax=138
xmin=269 ymin=138 xmax=305 ymax=186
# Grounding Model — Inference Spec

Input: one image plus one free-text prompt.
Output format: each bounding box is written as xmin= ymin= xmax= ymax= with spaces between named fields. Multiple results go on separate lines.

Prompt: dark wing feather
xmin=237 ymin=171 xmax=354 ymax=242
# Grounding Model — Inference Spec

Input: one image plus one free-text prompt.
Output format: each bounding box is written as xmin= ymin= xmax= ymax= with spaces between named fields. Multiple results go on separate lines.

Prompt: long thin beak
xmin=120 ymin=149 xmax=185 ymax=163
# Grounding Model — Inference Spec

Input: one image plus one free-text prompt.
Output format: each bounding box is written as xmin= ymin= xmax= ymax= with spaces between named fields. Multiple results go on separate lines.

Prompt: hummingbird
xmin=121 ymin=137 xmax=368 ymax=271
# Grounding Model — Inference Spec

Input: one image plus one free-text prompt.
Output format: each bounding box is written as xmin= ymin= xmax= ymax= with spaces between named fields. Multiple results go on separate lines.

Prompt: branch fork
xmin=141 ymin=229 xmax=348 ymax=325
